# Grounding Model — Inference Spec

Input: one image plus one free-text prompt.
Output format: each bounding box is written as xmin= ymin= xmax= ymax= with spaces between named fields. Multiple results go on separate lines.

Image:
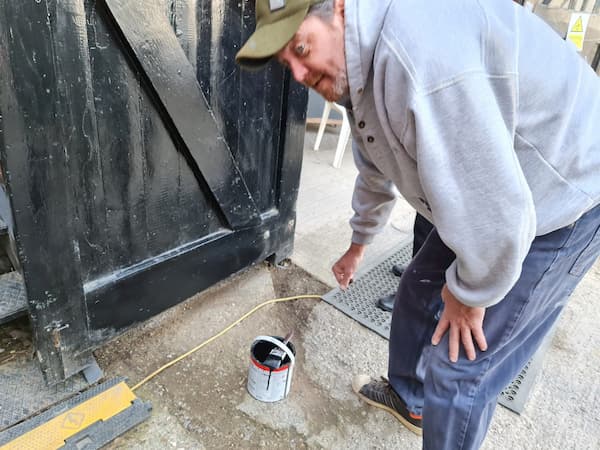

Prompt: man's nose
xmin=289 ymin=61 xmax=309 ymax=85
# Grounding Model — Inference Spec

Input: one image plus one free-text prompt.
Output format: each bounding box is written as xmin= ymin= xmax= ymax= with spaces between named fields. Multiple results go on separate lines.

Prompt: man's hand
xmin=332 ymin=243 xmax=366 ymax=290
xmin=431 ymin=284 xmax=488 ymax=362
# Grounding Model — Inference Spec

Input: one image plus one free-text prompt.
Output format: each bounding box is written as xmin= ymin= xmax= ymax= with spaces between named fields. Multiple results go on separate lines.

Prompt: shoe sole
xmin=352 ymin=375 xmax=423 ymax=436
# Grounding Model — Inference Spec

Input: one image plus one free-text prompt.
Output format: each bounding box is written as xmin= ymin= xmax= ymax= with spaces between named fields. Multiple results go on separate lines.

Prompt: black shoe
xmin=376 ymin=293 xmax=395 ymax=312
xmin=352 ymin=375 xmax=423 ymax=436
xmin=391 ymin=264 xmax=406 ymax=277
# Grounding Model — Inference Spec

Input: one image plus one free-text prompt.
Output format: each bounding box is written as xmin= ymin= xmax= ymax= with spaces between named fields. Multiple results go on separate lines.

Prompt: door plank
xmin=0 ymin=0 xmax=100 ymax=383
xmin=102 ymin=0 xmax=260 ymax=228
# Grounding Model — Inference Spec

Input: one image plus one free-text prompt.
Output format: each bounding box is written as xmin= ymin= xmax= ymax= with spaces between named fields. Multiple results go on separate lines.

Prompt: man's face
xmin=276 ymin=10 xmax=347 ymax=102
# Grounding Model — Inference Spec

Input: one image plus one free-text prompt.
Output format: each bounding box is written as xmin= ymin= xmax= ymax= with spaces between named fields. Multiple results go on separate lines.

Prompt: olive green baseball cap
xmin=236 ymin=0 xmax=324 ymax=70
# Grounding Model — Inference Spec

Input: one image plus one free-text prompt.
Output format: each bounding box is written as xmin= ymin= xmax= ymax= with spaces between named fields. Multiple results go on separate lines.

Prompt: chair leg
xmin=313 ymin=101 xmax=332 ymax=151
xmin=332 ymin=110 xmax=351 ymax=168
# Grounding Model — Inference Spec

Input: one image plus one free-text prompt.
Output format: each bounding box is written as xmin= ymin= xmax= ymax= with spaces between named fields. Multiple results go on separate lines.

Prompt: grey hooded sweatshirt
xmin=344 ymin=0 xmax=600 ymax=308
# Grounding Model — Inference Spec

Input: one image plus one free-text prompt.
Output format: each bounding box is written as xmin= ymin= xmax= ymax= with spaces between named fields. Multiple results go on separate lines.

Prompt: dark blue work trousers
xmin=389 ymin=204 xmax=600 ymax=450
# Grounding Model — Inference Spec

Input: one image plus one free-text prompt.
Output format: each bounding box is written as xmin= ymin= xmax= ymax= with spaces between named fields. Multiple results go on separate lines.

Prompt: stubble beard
xmin=333 ymin=70 xmax=349 ymax=100
xmin=323 ymin=69 xmax=349 ymax=102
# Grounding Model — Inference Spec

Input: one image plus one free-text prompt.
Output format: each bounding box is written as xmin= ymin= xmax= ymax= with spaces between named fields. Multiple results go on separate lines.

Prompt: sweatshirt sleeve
xmin=408 ymin=72 xmax=536 ymax=308
xmin=350 ymin=139 xmax=398 ymax=245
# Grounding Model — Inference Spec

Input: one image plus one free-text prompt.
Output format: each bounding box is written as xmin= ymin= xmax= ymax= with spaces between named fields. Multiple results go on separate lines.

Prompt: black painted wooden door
xmin=0 ymin=0 xmax=307 ymax=383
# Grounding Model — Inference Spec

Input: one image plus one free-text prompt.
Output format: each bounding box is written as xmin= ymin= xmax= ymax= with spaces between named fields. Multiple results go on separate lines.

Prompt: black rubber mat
xmin=498 ymin=325 xmax=556 ymax=413
xmin=322 ymin=239 xmax=551 ymax=414
xmin=322 ymin=240 xmax=413 ymax=339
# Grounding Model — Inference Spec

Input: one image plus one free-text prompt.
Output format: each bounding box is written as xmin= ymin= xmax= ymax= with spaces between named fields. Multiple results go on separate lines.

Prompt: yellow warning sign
xmin=568 ymin=34 xmax=584 ymax=51
xmin=566 ymin=13 xmax=590 ymax=52
xmin=571 ymin=16 xmax=583 ymax=33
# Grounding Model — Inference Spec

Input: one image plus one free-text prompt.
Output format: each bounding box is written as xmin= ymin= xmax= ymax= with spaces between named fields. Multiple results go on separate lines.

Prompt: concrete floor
xmin=98 ymin=126 xmax=600 ymax=449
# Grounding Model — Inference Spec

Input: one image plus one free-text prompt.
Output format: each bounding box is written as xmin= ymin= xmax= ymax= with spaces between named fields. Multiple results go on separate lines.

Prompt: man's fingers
xmin=333 ymin=269 xmax=351 ymax=290
xmin=431 ymin=289 xmax=487 ymax=363
xmin=340 ymin=276 xmax=349 ymax=290
xmin=431 ymin=318 xmax=449 ymax=346
xmin=461 ymin=327 xmax=476 ymax=361
xmin=332 ymin=261 xmax=353 ymax=282
xmin=449 ymin=325 xmax=460 ymax=363
xmin=332 ymin=265 xmax=345 ymax=286
xmin=473 ymin=327 xmax=488 ymax=352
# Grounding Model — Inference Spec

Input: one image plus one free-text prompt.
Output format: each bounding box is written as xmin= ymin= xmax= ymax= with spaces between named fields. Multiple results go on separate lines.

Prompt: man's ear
xmin=334 ymin=0 xmax=345 ymax=20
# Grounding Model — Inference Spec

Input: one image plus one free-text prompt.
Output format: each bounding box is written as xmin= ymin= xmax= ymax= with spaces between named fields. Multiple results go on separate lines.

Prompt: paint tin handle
xmin=253 ymin=335 xmax=295 ymax=367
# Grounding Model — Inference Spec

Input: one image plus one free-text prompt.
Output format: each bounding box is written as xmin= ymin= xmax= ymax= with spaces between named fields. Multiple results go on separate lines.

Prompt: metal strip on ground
xmin=322 ymin=240 xmax=552 ymax=414
xmin=0 ymin=357 xmax=89 ymax=433
xmin=0 ymin=273 xmax=27 ymax=325
xmin=62 ymin=399 xmax=151 ymax=450
xmin=0 ymin=378 xmax=151 ymax=449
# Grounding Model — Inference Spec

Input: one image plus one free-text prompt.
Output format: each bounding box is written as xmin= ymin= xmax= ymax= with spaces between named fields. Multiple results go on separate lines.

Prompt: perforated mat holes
xmin=322 ymin=241 xmax=413 ymax=339
xmin=501 ymin=361 xmax=530 ymax=402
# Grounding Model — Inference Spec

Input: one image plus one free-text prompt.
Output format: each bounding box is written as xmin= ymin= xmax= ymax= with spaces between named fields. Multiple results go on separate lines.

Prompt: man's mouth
xmin=311 ymin=75 xmax=324 ymax=89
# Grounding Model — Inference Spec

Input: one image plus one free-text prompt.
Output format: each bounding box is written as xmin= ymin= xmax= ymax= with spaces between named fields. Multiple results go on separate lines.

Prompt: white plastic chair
xmin=313 ymin=101 xmax=351 ymax=168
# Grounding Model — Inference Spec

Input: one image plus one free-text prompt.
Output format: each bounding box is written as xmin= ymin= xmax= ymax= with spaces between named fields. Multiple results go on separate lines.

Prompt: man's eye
xmin=294 ymin=43 xmax=307 ymax=56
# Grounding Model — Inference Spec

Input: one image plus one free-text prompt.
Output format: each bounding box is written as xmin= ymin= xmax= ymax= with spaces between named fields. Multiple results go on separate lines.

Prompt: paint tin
xmin=247 ymin=335 xmax=296 ymax=402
